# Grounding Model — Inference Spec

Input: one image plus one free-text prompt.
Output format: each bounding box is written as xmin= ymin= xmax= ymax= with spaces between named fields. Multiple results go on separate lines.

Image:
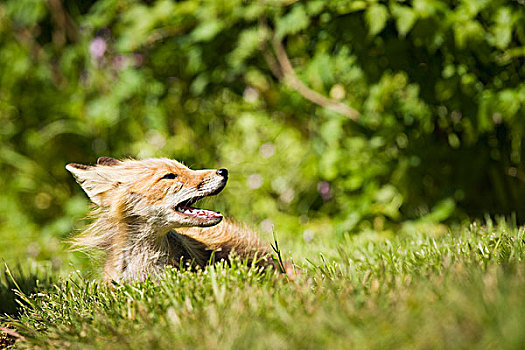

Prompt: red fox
xmin=66 ymin=157 xmax=276 ymax=281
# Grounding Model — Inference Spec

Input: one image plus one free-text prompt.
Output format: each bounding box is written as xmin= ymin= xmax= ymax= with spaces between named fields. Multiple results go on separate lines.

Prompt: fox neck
xmin=89 ymin=212 xmax=173 ymax=281
xmin=120 ymin=220 xmax=173 ymax=281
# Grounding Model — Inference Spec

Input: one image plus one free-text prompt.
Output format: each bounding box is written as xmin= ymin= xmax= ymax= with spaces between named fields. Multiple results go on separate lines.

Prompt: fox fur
xmin=66 ymin=157 xmax=273 ymax=281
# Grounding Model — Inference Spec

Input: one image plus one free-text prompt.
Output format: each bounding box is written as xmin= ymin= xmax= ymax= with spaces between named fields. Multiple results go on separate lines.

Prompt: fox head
xmin=66 ymin=157 xmax=228 ymax=230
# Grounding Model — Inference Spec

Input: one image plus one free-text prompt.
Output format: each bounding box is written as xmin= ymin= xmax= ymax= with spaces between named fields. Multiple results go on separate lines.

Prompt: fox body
xmin=66 ymin=157 xmax=272 ymax=281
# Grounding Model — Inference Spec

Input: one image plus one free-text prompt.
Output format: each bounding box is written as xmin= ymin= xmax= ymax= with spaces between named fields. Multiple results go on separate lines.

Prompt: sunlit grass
xmin=2 ymin=220 xmax=525 ymax=349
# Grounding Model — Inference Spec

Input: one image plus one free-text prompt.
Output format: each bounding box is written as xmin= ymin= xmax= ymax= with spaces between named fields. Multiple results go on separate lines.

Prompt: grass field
xmin=2 ymin=220 xmax=525 ymax=349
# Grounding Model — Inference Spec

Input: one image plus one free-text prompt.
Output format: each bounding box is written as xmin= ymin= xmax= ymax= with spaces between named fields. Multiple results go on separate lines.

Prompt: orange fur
xmin=66 ymin=157 xmax=273 ymax=281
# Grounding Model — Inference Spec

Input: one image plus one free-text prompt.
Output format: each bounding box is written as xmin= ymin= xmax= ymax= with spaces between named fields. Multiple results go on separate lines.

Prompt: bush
xmin=0 ymin=0 xmax=524 ymax=262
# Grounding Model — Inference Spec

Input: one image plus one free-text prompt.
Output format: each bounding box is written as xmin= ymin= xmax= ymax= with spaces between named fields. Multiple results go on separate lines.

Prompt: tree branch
xmin=259 ymin=22 xmax=360 ymax=120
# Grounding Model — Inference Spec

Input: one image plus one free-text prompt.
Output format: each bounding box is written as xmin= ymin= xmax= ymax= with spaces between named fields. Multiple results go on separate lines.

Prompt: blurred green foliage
xmin=1 ymin=0 xmax=524 ymax=264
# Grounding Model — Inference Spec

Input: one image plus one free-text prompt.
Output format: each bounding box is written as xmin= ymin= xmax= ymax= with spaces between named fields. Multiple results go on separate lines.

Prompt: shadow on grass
xmin=0 ymin=263 xmax=53 ymax=349
xmin=0 ymin=263 xmax=52 ymax=316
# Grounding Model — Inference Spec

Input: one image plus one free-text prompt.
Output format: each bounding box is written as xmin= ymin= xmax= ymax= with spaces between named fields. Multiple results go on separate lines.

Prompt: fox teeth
xmin=176 ymin=207 xmax=193 ymax=214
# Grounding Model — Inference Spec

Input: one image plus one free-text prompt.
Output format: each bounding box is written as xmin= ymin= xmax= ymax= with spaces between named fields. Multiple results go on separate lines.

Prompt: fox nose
xmin=216 ymin=168 xmax=228 ymax=178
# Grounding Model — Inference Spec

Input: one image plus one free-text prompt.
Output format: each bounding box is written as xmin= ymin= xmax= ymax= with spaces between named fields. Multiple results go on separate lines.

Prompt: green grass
xmin=2 ymin=220 xmax=525 ymax=349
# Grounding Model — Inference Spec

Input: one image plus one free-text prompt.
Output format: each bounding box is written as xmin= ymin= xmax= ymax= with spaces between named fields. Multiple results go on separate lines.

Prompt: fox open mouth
xmin=174 ymin=196 xmax=223 ymax=220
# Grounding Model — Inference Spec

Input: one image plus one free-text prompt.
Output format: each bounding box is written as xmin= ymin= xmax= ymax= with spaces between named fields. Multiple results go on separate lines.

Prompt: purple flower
xmin=113 ymin=55 xmax=129 ymax=70
xmin=133 ymin=53 xmax=144 ymax=67
xmin=317 ymin=181 xmax=333 ymax=201
xmin=317 ymin=181 xmax=330 ymax=195
xmin=90 ymin=37 xmax=107 ymax=59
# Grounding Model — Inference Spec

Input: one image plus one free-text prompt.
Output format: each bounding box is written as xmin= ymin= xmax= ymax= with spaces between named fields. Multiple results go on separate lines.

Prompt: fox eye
xmin=161 ymin=173 xmax=178 ymax=180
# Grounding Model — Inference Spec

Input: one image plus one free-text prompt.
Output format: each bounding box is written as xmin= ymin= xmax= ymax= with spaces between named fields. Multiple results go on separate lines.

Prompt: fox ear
xmin=66 ymin=162 xmax=117 ymax=206
xmin=97 ymin=157 xmax=121 ymax=166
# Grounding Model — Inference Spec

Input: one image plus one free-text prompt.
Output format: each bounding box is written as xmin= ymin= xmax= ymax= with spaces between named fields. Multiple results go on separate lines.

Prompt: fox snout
xmin=158 ymin=167 xmax=228 ymax=228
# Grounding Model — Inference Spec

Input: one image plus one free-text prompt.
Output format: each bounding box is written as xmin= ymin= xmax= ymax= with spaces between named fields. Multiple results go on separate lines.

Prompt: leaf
xmin=477 ymin=90 xmax=496 ymax=132
xmin=191 ymin=20 xmax=223 ymax=42
xmin=421 ymin=198 xmax=456 ymax=222
xmin=366 ymin=3 xmax=389 ymax=36
xmin=391 ymin=5 xmax=417 ymax=37
xmin=334 ymin=1 xmax=367 ymax=14
xmin=492 ymin=7 xmax=512 ymax=50
xmin=306 ymin=1 xmax=325 ymax=16
xmin=228 ymin=28 xmax=261 ymax=67
xmin=275 ymin=4 xmax=310 ymax=39
xmin=453 ymin=20 xmax=484 ymax=49
xmin=5 ymin=0 xmax=47 ymax=26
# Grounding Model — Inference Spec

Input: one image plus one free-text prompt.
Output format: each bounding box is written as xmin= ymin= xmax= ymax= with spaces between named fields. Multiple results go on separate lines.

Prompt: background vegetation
xmin=1 ymin=0 xmax=525 ymax=266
